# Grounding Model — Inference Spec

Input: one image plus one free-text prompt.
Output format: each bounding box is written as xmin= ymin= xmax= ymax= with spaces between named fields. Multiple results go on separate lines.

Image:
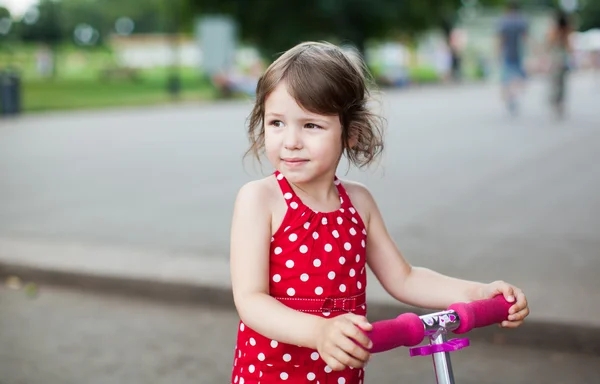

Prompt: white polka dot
xmin=344 ymin=242 xmax=352 ymax=250
xmin=312 ymin=232 xmax=319 ymax=239
xmin=352 ymin=218 xmax=358 ymax=224
xmin=300 ymin=273 xmax=309 ymax=282
xmin=249 ymin=338 xmax=256 ymax=346
xmin=313 ymin=259 xmax=322 ymax=267
xmin=273 ymin=274 xmax=281 ymax=283
xmin=311 ymin=352 xmax=319 ymax=361
xmin=315 ymin=286 xmax=323 ymax=295
xmin=361 ymin=239 xmax=366 ymax=247
xmin=334 ymin=179 xmax=341 ymax=185
xmin=249 ymin=365 xmax=255 ymax=373
xmin=260 ymin=372 xmax=263 ymax=377
xmin=284 ymin=226 xmax=290 ymax=232
xmin=332 ymin=230 xmax=339 ymax=238
xmin=240 ymin=378 xmax=244 ymax=384
xmin=240 ymin=323 xmax=245 ymax=331
xmin=280 ymin=372 xmax=289 ymax=380
xmin=283 ymin=353 xmax=292 ymax=362
xmin=234 ymin=375 xmax=238 ymax=383
xmin=323 ymin=311 xmax=331 ymax=317
xmin=287 ymin=288 xmax=295 ymax=296
xmin=349 ymin=268 xmax=356 ymax=277
xmin=339 ymin=257 xmax=346 ymax=265
xmin=304 ymin=222 xmax=310 ymax=230
xmin=349 ymin=228 xmax=357 ymax=236
xmin=271 ymin=340 xmax=279 ymax=348
xmin=325 ymin=366 xmax=333 ymax=373
xmin=340 ymin=208 xmax=345 ymax=213
xmin=284 ymin=192 xmax=293 ymax=200
xmin=357 ymin=281 xmax=362 ymax=289
xmin=271 ymin=237 xmax=274 ymax=242
xmin=290 ymin=202 xmax=299 ymax=209
xmin=356 ymin=254 xmax=361 ymax=263
xmin=339 ymin=378 xmax=346 ymax=384
xmin=322 ymin=217 xmax=328 ymax=225
xmin=289 ymin=233 xmax=298 ymax=242
xmin=286 ymin=260 xmax=294 ymax=268
xmin=239 ymin=350 xmax=242 ymax=358
xmin=274 ymin=247 xmax=282 ymax=255
xmin=277 ymin=173 xmax=284 ymax=180
xmin=258 ymin=353 xmax=265 ymax=361
xmin=340 ymin=284 xmax=347 ymax=292
xmin=337 ymin=217 xmax=343 ymax=225
xmin=307 ymin=372 xmax=316 ymax=381
xmin=349 ymin=207 xmax=356 ymax=214
xmin=362 ymin=229 xmax=367 ymax=235
xmin=300 ymin=245 xmax=308 ymax=253
xmin=324 ymin=244 xmax=333 ymax=252
xmin=361 ymin=267 xmax=365 ymax=274
xmin=328 ymin=271 xmax=336 ymax=280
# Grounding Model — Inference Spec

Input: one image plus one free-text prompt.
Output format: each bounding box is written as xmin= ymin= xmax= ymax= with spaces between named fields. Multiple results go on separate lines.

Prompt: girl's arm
xmin=230 ymin=181 xmax=325 ymax=349
xmin=350 ymin=183 xmax=486 ymax=310
xmin=353 ymin=183 xmax=528 ymax=326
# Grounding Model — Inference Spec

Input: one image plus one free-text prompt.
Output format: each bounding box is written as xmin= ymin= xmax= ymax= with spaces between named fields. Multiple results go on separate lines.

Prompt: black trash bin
xmin=0 ymin=69 xmax=22 ymax=117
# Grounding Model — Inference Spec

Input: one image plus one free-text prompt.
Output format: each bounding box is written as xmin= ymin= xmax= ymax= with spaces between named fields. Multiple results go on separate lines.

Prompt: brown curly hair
xmin=244 ymin=41 xmax=385 ymax=169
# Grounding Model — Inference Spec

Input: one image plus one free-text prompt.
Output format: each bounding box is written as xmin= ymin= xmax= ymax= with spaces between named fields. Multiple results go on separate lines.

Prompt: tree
xmin=191 ymin=0 xmax=453 ymax=58
xmin=189 ymin=0 xmax=512 ymax=60
xmin=580 ymin=0 xmax=600 ymax=31
xmin=18 ymin=0 xmax=64 ymax=46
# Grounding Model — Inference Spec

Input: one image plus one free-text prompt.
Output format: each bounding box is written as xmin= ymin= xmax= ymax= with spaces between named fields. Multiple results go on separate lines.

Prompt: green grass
xmin=22 ymin=76 xmax=218 ymax=112
xmin=1 ymin=44 xmax=221 ymax=113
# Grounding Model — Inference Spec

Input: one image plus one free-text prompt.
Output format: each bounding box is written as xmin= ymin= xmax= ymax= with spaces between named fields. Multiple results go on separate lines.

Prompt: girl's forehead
xmin=264 ymin=84 xmax=310 ymax=114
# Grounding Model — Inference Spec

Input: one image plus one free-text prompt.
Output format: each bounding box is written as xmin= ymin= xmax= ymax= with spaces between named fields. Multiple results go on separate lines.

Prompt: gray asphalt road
xmin=1 ymin=285 xmax=598 ymax=384
xmin=1 ymin=74 xmax=599 ymax=325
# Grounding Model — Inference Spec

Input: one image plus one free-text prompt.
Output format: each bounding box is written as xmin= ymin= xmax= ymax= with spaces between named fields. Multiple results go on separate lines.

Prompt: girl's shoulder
xmin=337 ymin=178 xmax=378 ymax=225
xmin=338 ymin=178 xmax=374 ymax=203
xmin=234 ymin=174 xmax=281 ymax=210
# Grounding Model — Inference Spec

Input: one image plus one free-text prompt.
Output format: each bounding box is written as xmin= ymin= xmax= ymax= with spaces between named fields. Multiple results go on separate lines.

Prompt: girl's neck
xmin=288 ymin=171 xmax=340 ymax=211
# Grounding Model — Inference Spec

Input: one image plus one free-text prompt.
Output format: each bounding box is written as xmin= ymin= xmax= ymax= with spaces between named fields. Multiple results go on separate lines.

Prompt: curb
xmin=2 ymin=261 xmax=599 ymax=357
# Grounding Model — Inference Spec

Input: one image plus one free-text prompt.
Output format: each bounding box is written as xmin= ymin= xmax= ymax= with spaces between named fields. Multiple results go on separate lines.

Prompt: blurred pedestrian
xmin=546 ymin=10 xmax=573 ymax=119
xmin=497 ymin=1 xmax=529 ymax=115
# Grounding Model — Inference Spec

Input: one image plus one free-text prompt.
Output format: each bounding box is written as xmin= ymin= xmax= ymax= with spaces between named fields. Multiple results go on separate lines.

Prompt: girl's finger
xmin=330 ymin=346 xmax=365 ymax=370
xmin=502 ymin=285 xmax=516 ymax=303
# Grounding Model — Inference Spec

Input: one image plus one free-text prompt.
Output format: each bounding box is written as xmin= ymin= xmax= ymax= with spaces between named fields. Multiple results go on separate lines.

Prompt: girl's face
xmin=264 ymin=82 xmax=343 ymax=185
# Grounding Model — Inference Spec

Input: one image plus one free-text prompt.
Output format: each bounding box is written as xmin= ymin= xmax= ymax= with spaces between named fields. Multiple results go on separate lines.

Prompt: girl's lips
xmin=282 ymin=158 xmax=309 ymax=167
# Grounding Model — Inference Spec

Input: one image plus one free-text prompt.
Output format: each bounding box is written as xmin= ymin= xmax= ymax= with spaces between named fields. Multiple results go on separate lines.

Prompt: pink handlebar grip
xmin=448 ymin=295 xmax=513 ymax=334
xmin=364 ymin=313 xmax=424 ymax=353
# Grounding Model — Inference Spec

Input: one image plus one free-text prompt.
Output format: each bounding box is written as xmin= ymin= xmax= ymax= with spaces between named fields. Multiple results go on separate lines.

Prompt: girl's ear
xmin=346 ymin=123 xmax=359 ymax=149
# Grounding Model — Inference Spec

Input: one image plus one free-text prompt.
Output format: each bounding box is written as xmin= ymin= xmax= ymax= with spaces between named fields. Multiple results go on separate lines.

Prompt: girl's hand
xmin=315 ymin=314 xmax=373 ymax=371
xmin=481 ymin=280 xmax=529 ymax=329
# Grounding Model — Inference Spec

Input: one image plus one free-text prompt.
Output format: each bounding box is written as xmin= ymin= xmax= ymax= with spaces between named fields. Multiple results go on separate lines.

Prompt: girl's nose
xmin=284 ymin=126 xmax=302 ymax=149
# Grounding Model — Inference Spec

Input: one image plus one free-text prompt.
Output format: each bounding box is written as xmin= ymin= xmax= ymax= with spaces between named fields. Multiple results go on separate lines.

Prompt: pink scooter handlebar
xmin=448 ymin=294 xmax=513 ymax=334
xmin=365 ymin=295 xmax=512 ymax=353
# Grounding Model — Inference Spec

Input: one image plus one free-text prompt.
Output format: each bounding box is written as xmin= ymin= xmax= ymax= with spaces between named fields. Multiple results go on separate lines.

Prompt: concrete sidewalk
xmin=1 ymin=236 xmax=599 ymax=356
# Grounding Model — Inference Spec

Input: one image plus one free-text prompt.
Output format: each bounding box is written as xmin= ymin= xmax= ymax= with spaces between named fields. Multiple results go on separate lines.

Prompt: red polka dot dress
xmin=231 ymin=170 xmax=369 ymax=384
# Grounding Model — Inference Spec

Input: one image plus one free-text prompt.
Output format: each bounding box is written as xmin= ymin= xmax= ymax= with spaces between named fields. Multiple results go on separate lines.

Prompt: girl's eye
xmin=269 ymin=120 xmax=283 ymax=128
xmin=305 ymin=123 xmax=322 ymax=129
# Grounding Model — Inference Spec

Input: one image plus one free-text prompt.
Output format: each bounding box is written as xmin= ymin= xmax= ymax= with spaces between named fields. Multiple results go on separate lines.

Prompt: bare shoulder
xmin=339 ymin=179 xmax=377 ymax=227
xmin=339 ymin=179 xmax=375 ymax=204
xmin=234 ymin=175 xmax=280 ymax=211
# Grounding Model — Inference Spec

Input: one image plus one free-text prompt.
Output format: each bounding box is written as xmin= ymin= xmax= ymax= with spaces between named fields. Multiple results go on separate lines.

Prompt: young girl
xmin=229 ymin=41 xmax=529 ymax=384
